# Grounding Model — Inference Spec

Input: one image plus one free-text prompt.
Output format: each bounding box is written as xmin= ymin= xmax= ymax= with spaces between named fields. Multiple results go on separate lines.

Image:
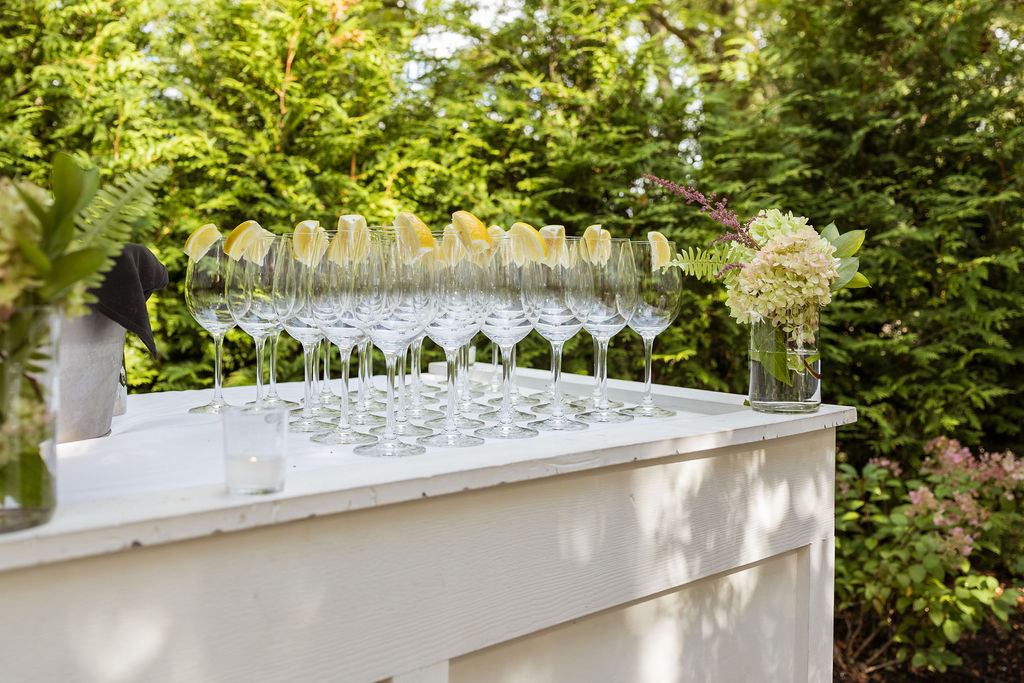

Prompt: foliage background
xmin=2 ymin=0 xmax=1022 ymax=467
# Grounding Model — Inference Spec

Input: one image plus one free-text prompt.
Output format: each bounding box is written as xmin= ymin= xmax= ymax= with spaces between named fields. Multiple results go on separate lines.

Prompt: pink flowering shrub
xmin=834 ymin=439 xmax=1024 ymax=677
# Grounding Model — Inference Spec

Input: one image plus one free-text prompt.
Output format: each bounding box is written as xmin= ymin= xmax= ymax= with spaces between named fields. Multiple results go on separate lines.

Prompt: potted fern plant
xmin=645 ymin=174 xmax=869 ymax=413
xmin=0 ymin=152 xmax=166 ymax=532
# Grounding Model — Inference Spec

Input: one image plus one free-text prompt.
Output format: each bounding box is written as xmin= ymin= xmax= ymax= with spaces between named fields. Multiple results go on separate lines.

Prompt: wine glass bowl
xmin=184 ymin=236 xmax=234 ymax=414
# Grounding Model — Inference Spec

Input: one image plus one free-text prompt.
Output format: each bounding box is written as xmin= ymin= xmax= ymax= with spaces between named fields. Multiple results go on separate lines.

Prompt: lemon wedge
xmin=508 ymin=222 xmax=547 ymax=265
xmin=395 ymin=211 xmax=437 ymax=249
xmin=487 ymin=225 xmax=506 ymax=242
xmin=183 ymin=223 xmax=222 ymax=262
xmin=437 ymin=224 xmax=465 ymax=264
xmin=648 ymin=231 xmax=674 ymax=270
xmin=293 ymin=219 xmax=328 ymax=265
xmin=224 ymin=220 xmax=274 ymax=264
xmin=582 ymin=224 xmax=612 ymax=265
xmin=452 ymin=210 xmax=491 ymax=253
xmin=539 ymin=225 xmax=567 ymax=267
xmin=336 ymin=214 xmax=370 ymax=263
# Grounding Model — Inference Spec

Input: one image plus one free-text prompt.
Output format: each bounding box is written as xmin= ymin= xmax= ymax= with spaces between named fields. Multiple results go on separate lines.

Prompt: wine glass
xmin=262 ymin=326 xmax=297 ymax=408
xmin=406 ymin=333 xmax=443 ymax=420
xmin=418 ymin=231 xmax=487 ymax=448
xmin=311 ymin=228 xmax=376 ymax=446
xmin=621 ymin=239 xmax=684 ymax=418
xmin=274 ymin=232 xmax=334 ymax=432
xmin=521 ymin=236 xmax=594 ymax=431
xmin=577 ymin=238 xmax=638 ymax=423
xmin=225 ymin=233 xmax=279 ymax=406
xmin=352 ymin=229 xmax=435 ymax=456
xmin=476 ymin=235 xmax=537 ymax=439
xmin=184 ymin=236 xmax=234 ymax=414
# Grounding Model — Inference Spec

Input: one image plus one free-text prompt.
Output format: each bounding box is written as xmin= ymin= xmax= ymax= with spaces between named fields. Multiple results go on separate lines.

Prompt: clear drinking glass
xmin=522 ymin=236 xmax=594 ymax=431
xmin=184 ymin=236 xmax=235 ymax=414
xmin=419 ymin=234 xmax=488 ymax=448
xmin=275 ymin=233 xmax=335 ymax=433
xmin=577 ymin=238 xmax=639 ymax=423
xmin=225 ymin=234 xmax=280 ymax=406
xmin=476 ymin=235 xmax=538 ymax=439
xmin=352 ymin=229 xmax=435 ymax=456
xmin=311 ymin=229 xmax=376 ymax=446
xmin=620 ymin=239 xmax=684 ymax=418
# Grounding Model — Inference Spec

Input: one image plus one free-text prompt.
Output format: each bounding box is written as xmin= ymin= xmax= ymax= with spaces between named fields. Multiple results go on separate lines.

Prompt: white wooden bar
xmin=0 ymin=367 xmax=854 ymax=682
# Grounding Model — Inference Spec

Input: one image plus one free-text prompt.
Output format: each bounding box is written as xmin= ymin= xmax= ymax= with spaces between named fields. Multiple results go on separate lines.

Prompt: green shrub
xmin=834 ymin=438 xmax=1024 ymax=677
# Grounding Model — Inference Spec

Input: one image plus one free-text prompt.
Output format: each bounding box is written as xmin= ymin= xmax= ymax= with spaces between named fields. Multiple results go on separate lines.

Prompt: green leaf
xmin=820 ymin=222 xmax=839 ymax=243
xmin=832 ymin=257 xmax=860 ymax=291
xmin=942 ymin=619 xmax=962 ymax=643
xmin=845 ymin=271 xmax=871 ymax=288
xmin=37 ymin=247 xmax=107 ymax=300
xmin=908 ymin=564 xmax=926 ymax=583
xmin=47 ymin=152 xmax=98 ymax=254
xmin=830 ymin=229 xmax=866 ymax=258
xmin=14 ymin=232 xmax=52 ymax=275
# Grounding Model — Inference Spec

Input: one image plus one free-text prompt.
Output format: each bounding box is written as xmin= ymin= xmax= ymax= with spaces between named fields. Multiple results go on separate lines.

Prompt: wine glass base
xmin=485 ymin=393 xmax=540 ymax=407
xmin=316 ymin=395 xmax=344 ymax=409
xmin=259 ymin=395 xmax=299 ymax=408
xmin=354 ymin=439 xmax=425 ymax=457
xmin=570 ymin=396 xmax=624 ymax=411
xmin=290 ymin=415 xmax=333 ymax=433
xmin=577 ymin=409 xmax=633 ymax=424
xmin=371 ymin=422 xmax=433 ymax=437
xmin=530 ymin=416 xmax=588 ymax=431
xmin=478 ymin=408 xmax=534 ymax=422
xmin=311 ymin=429 xmax=377 ymax=445
xmin=531 ymin=401 xmax=580 ymax=415
xmin=404 ymin=406 xmax=444 ymax=421
xmin=475 ymin=423 xmax=539 ymax=439
xmin=621 ymin=404 xmax=677 ymax=418
xmin=425 ymin=415 xmax=484 ymax=429
xmin=357 ymin=400 xmax=387 ymax=412
xmin=350 ymin=412 xmax=386 ymax=427
xmin=189 ymin=401 xmax=230 ymax=414
xmin=418 ymin=431 xmax=485 ymax=448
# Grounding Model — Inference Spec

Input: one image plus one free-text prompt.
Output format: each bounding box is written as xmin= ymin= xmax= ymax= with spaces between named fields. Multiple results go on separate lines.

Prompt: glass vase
xmin=748 ymin=311 xmax=821 ymax=414
xmin=1 ymin=306 xmax=60 ymax=532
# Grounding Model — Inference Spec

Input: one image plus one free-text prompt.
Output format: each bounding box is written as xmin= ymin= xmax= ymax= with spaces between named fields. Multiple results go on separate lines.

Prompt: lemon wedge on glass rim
xmin=330 ymin=214 xmax=370 ymax=264
xmin=395 ymin=211 xmax=437 ymax=249
xmin=292 ymin=219 xmax=328 ymax=265
xmin=507 ymin=222 xmax=546 ymax=265
xmin=223 ymin=220 xmax=274 ymax=264
xmin=648 ymin=231 xmax=674 ymax=270
xmin=581 ymin=223 xmax=612 ymax=265
xmin=183 ymin=223 xmax=222 ymax=262
xmin=452 ymin=210 xmax=491 ymax=253
xmin=539 ymin=225 xmax=567 ymax=267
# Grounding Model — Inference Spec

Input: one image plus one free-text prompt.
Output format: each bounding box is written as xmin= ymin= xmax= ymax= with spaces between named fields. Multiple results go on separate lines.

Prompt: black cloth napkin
xmin=89 ymin=243 xmax=168 ymax=356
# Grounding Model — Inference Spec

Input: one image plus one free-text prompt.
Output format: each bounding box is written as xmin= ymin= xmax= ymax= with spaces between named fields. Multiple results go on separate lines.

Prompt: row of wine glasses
xmin=183 ymin=220 xmax=683 ymax=456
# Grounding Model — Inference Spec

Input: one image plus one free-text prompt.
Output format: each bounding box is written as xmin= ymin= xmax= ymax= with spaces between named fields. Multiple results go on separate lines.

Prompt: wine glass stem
xmin=267 ymin=330 xmax=281 ymax=397
xmin=410 ymin=336 xmax=424 ymax=408
xmin=641 ymin=335 xmax=655 ymax=408
xmin=498 ymin=344 xmax=515 ymax=425
xmin=301 ymin=342 xmax=315 ymax=418
xmin=458 ymin=343 xmax=469 ymax=396
xmin=321 ymin=340 xmax=332 ymax=397
xmin=382 ymin=352 xmax=399 ymax=441
xmin=396 ymin=354 xmax=408 ymax=425
xmin=550 ymin=342 xmax=566 ymax=419
xmin=595 ymin=337 xmax=610 ymax=411
xmin=337 ymin=345 xmax=353 ymax=429
xmin=357 ymin=339 xmax=369 ymax=411
xmin=212 ymin=332 xmax=226 ymax=404
xmin=509 ymin=344 xmax=521 ymax=400
xmin=591 ymin=335 xmax=601 ymax=399
xmin=254 ymin=336 xmax=267 ymax=403
xmin=443 ymin=347 xmax=459 ymax=433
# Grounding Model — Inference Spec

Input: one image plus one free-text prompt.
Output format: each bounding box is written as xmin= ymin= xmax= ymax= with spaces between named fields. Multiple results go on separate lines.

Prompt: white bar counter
xmin=0 ymin=367 xmax=855 ymax=682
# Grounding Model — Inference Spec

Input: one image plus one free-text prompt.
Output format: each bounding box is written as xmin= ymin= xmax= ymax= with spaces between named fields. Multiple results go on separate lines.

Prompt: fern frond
xmin=76 ymin=164 xmax=169 ymax=245
xmin=670 ymin=246 xmax=737 ymax=282
xmin=73 ymin=164 xmax=169 ymax=288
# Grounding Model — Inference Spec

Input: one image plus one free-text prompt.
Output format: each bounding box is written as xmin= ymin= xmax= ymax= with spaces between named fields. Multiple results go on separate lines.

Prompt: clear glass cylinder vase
xmin=748 ymin=310 xmax=821 ymax=414
xmin=1 ymin=306 xmax=59 ymax=532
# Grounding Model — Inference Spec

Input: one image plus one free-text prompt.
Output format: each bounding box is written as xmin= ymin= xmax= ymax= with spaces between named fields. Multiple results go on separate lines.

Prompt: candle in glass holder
xmin=221 ymin=406 xmax=288 ymax=495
